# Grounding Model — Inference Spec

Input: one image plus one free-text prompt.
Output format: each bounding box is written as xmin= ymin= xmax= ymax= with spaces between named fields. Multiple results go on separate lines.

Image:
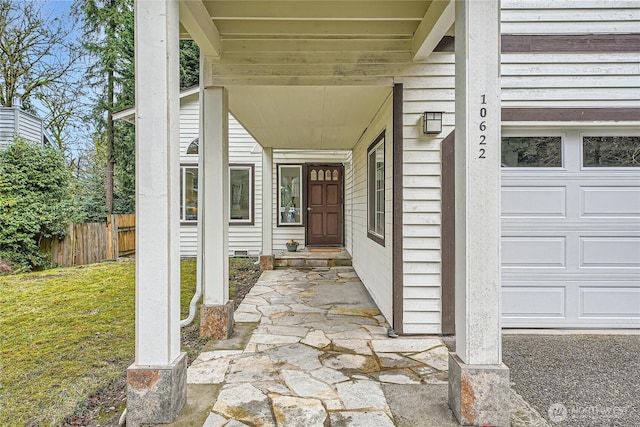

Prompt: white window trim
xmin=367 ymin=131 xmax=385 ymax=245
xmin=277 ymin=164 xmax=303 ymax=226
xmin=180 ymin=165 xmax=198 ymax=223
xmin=229 ymin=164 xmax=254 ymax=225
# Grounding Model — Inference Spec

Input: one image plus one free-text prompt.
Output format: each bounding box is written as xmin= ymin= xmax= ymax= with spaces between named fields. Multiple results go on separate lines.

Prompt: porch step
xmin=274 ymin=248 xmax=352 ymax=268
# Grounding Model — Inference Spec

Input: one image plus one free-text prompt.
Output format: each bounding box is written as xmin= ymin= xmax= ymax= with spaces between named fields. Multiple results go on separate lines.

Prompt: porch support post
xmin=199 ymin=86 xmax=233 ymax=339
xmin=127 ymin=0 xmax=186 ymax=424
xmin=260 ymin=147 xmax=274 ymax=271
xmin=448 ymin=1 xmax=510 ymax=426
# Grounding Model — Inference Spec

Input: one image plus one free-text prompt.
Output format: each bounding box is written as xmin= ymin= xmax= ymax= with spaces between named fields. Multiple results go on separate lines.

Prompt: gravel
xmin=503 ymin=334 xmax=640 ymax=427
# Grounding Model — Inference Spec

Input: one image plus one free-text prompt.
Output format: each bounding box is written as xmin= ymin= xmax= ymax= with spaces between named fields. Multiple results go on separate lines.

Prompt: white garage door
xmin=501 ymin=129 xmax=640 ymax=328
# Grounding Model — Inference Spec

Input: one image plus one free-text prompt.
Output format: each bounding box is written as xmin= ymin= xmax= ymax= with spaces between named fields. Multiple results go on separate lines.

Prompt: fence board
xmin=40 ymin=214 xmax=136 ymax=267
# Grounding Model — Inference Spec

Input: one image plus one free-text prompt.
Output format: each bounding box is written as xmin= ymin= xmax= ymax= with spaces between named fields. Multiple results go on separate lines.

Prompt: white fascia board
xmin=412 ymin=0 xmax=455 ymax=61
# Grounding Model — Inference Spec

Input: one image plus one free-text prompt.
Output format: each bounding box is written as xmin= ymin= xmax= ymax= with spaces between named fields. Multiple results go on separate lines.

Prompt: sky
xmin=35 ymin=0 xmax=97 ymax=153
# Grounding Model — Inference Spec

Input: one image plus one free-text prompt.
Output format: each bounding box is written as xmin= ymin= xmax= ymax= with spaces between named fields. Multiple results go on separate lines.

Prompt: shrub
xmin=0 ymin=137 xmax=75 ymax=270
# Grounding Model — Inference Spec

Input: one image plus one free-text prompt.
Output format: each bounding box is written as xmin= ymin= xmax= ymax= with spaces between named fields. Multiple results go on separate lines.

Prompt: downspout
xmin=180 ymin=260 xmax=202 ymax=327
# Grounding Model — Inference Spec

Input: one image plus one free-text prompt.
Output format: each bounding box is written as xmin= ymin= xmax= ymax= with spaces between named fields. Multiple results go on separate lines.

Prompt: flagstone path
xmin=187 ymin=267 xmax=450 ymax=426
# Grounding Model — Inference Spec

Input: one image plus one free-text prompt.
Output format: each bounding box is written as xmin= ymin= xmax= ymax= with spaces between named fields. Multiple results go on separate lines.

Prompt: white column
xmin=449 ymin=2 xmax=508 ymax=425
xmin=134 ymin=0 xmax=181 ymax=366
xmin=454 ymin=0 xmax=502 ymax=366
xmin=262 ymin=147 xmax=273 ymax=256
xmin=201 ymin=86 xmax=229 ymax=305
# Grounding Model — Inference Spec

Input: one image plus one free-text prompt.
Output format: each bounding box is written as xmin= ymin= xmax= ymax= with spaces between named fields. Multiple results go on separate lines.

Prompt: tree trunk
xmin=106 ymin=67 xmax=114 ymax=214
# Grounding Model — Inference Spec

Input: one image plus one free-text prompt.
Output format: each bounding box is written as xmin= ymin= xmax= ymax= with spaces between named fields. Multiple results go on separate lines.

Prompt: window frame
xmin=229 ymin=163 xmax=255 ymax=226
xmin=580 ymin=132 xmax=640 ymax=169
xmin=367 ymin=131 xmax=385 ymax=246
xmin=180 ymin=164 xmax=199 ymax=224
xmin=500 ymin=134 xmax=565 ymax=169
xmin=277 ymin=164 xmax=303 ymax=227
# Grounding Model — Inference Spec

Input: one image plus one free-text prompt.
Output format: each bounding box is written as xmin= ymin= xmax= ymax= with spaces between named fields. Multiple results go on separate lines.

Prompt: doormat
xmin=307 ymin=247 xmax=343 ymax=252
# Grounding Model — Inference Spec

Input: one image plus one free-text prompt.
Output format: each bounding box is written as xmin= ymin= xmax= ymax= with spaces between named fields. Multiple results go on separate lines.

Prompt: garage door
xmin=501 ymin=130 xmax=640 ymax=328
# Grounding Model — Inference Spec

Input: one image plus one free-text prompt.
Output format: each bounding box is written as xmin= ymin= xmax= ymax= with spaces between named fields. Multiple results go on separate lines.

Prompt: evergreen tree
xmin=75 ymin=0 xmax=135 ymax=216
xmin=74 ymin=0 xmax=200 ymax=220
xmin=180 ymin=40 xmax=200 ymax=89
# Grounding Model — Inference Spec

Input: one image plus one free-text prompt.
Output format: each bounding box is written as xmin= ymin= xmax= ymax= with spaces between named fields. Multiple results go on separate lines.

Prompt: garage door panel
xmin=580 ymin=186 xmax=640 ymax=217
xmin=502 ymin=186 xmax=566 ymax=217
xmin=580 ymin=287 xmax=640 ymax=318
xmin=580 ymin=237 xmax=640 ymax=267
xmin=502 ymin=286 xmax=565 ymax=317
xmin=501 ymin=130 xmax=640 ymax=328
xmin=502 ymin=237 xmax=566 ymax=268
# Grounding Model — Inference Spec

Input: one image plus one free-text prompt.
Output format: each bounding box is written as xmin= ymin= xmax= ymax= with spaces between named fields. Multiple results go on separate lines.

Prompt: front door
xmin=306 ymin=165 xmax=344 ymax=246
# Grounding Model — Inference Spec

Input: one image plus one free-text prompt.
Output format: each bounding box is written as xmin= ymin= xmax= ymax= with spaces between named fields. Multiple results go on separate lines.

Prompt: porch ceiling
xmin=179 ymin=0 xmax=454 ymax=149
xmin=228 ymin=86 xmax=391 ymax=150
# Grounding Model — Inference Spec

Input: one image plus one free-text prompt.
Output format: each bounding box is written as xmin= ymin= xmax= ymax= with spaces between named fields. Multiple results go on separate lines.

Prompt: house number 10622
xmin=479 ymin=94 xmax=487 ymax=159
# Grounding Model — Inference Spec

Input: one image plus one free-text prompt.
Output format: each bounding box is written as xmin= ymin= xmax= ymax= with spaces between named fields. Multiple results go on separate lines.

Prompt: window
xmin=367 ymin=132 xmax=385 ymax=245
xmin=186 ymin=138 xmax=199 ymax=155
xmin=180 ymin=166 xmax=198 ymax=222
xmin=278 ymin=164 xmax=302 ymax=226
xmin=229 ymin=164 xmax=254 ymax=225
xmin=501 ymin=136 xmax=562 ymax=167
xmin=583 ymin=136 xmax=640 ymax=167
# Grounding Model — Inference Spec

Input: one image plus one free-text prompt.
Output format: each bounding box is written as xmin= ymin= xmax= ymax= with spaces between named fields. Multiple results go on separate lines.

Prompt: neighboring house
xmin=0 ymin=106 xmax=50 ymax=150
xmin=130 ymin=1 xmax=639 ymax=423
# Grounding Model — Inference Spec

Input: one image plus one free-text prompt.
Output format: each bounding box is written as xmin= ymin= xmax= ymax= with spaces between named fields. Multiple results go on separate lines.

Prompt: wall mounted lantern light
xmin=423 ymin=111 xmax=443 ymax=135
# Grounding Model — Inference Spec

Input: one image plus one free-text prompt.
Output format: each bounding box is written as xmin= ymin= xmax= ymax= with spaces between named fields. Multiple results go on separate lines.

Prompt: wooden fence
xmin=41 ymin=214 xmax=136 ymax=267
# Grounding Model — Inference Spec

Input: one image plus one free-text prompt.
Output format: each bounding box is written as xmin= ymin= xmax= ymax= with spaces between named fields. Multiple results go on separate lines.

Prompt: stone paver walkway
xmin=188 ymin=267 xmax=450 ymax=426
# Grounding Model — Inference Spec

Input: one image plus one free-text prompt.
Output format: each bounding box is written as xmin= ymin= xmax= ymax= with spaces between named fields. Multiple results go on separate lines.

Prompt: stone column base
xmin=200 ymin=301 xmax=234 ymax=339
xmin=448 ymin=352 xmax=510 ymax=426
xmin=260 ymin=254 xmax=274 ymax=271
xmin=126 ymin=352 xmax=187 ymax=426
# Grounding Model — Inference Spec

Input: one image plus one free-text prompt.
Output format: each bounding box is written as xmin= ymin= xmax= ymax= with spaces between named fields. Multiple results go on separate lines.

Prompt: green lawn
xmin=0 ymin=257 xmax=259 ymax=426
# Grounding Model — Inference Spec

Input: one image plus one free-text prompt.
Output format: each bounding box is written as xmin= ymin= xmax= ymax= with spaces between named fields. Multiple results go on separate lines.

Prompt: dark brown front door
xmin=306 ymin=165 xmax=344 ymax=246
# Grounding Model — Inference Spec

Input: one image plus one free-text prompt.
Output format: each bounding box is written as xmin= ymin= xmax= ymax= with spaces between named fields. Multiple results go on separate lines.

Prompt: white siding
xmin=0 ymin=108 xmax=16 ymax=150
xmin=501 ymin=0 xmax=640 ymax=34
xmin=397 ymin=52 xmax=455 ymax=334
xmin=351 ymin=94 xmax=394 ymax=324
xmin=502 ymin=52 xmax=640 ymax=109
xmin=344 ymin=151 xmax=354 ymax=254
xmin=501 ymin=2 xmax=640 ymax=109
xmin=178 ymin=94 xmax=263 ymax=257
xmin=0 ymin=108 xmax=45 ymax=148
xmin=17 ymin=110 xmax=44 ymax=144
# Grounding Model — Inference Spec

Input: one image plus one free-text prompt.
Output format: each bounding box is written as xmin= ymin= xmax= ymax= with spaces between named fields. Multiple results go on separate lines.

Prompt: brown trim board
xmin=502 ymin=33 xmax=640 ymax=53
xmin=440 ymin=130 xmax=456 ymax=335
xmin=502 ymin=108 xmax=640 ymax=122
xmin=392 ymin=83 xmax=404 ymax=335
xmin=437 ymin=34 xmax=640 ymax=54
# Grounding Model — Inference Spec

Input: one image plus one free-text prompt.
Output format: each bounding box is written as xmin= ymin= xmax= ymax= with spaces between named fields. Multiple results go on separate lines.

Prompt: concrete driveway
xmin=503 ymin=332 xmax=640 ymax=427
